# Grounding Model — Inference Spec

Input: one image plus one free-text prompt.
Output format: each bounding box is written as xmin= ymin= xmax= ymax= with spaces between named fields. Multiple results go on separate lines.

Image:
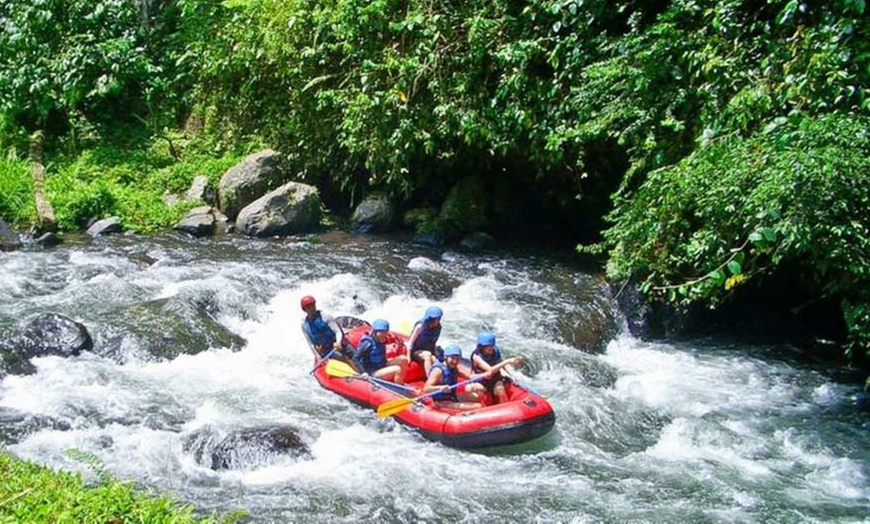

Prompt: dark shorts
xmin=479 ymin=375 xmax=511 ymax=391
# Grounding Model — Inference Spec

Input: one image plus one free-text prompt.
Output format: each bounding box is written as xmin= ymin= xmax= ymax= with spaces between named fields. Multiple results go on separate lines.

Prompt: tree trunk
xmin=30 ymin=131 xmax=57 ymax=233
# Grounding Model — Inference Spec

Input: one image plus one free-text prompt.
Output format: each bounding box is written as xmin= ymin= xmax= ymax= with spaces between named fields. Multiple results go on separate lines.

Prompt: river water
xmin=0 ymin=232 xmax=867 ymax=522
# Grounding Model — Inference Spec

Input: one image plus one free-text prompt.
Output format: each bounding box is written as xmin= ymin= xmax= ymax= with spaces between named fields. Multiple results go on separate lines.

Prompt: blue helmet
xmin=477 ymin=332 xmax=496 ymax=346
xmin=443 ymin=345 xmax=462 ymax=358
xmin=424 ymin=306 xmax=443 ymax=320
xmin=372 ymin=319 xmax=390 ymax=332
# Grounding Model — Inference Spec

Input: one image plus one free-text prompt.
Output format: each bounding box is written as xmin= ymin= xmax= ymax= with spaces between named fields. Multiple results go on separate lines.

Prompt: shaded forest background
xmin=1 ymin=0 xmax=868 ymax=362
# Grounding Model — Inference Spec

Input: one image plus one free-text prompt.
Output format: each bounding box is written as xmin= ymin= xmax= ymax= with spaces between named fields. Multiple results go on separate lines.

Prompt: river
xmin=0 ymin=232 xmax=867 ymax=522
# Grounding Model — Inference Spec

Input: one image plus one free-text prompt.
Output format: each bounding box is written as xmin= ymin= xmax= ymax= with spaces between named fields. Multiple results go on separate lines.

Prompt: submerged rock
xmin=0 ymin=407 xmax=71 ymax=445
xmin=104 ymin=296 xmax=246 ymax=362
xmin=184 ymin=424 xmax=310 ymax=470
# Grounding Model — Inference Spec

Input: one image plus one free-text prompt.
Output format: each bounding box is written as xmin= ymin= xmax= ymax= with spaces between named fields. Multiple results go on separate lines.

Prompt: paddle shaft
xmin=324 ymin=359 xmax=415 ymax=394
xmin=309 ymin=347 xmax=338 ymax=374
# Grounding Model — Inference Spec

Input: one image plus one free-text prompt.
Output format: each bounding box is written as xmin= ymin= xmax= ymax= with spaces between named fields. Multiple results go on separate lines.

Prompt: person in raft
xmin=300 ymin=295 xmax=349 ymax=358
xmin=353 ymin=319 xmax=409 ymax=383
xmin=421 ymin=344 xmax=517 ymax=410
xmin=407 ymin=306 xmax=443 ymax=376
xmin=470 ymin=331 xmax=523 ymax=404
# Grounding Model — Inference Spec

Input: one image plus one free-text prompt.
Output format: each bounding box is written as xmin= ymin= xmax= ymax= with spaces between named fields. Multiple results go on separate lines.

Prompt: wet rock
xmin=460 ymin=231 xmax=494 ymax=251
xmin=129 ymin=252 xmax=158 ymax=267
xmin=235 ymin=181 xmax=322 ymax=238
xmin=413 ymin=230 xmax=447 ymax=247
xmin=351 ymin=192 xmax=395 ymax=233
xmin=4 ymin=313 xmax=94 ymax=361
xmin=105 ymin=296 xmax=245 ymax=361
xmin=439 ymin=176 xmax=489 ymax=234
xmin=218 ymin=150 xmax=285 ymax=220
xmin=0 ymin=407 xmax=71 ymax=445
xmin=34 ymin=232 xmax=62 ymax=247
xmin=0 ymin=345 xmax=37 ymax=377
xmin=0 ymin=218 xmax=22 ymax=251
xmin=403 ymin=207 xmax=438 ymax=230
xmin=86 ymin=217 xmax=123 ymax=237
xmin=174 ymin=206 xmax=217 ymax=237
xmin=184 ymin=425 xmax=310 ymax=470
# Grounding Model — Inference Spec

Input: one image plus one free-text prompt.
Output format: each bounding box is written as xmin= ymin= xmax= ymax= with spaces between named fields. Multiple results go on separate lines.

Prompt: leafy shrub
xmin=0 ymin=156 xmax=35 ymax=225
xmin=602 ymin=113 xmax=870 ymax=356
xmin=0 ymin=451 xmax=236 ymax=523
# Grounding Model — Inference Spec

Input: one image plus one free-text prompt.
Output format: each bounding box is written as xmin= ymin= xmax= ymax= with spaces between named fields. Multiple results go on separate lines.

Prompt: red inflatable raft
xmin=310 ymin=320 xmax=556 ymax=448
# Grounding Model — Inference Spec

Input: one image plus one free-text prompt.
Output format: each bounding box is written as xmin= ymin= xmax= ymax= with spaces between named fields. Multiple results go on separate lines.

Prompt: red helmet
xmin=300 ymin=295 xmax=316 ymax=310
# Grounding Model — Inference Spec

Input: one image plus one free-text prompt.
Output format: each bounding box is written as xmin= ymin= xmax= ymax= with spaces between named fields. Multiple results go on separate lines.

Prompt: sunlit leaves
xmin=604 ymin=113 xmax=870 ymax=355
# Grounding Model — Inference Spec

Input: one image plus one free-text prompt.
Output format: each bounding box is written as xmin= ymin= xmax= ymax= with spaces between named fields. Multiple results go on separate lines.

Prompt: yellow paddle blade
xmin=376 ymin=397 xmax=417 ymax=419
xmin=325 ymin=359 xmax=357 ymax=379
xmin=397 ymin=320 xmax=413 ymax=336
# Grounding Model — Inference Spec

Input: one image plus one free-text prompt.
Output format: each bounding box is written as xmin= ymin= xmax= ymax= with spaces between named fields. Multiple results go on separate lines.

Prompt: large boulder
xmin=0 ymin=218 xmax=22 ymax=251
xmin=350 ymin=192 xmax=395 ymax=233
xmin=235 ymin=182 xmax=322 ymax=237
xmin=183 ymin=424 xmax=310 ymax=470
xmin=218 ymin=150 xmax=285 ymax=220
xmin=439 ymin=176 xmax=490 ymax=234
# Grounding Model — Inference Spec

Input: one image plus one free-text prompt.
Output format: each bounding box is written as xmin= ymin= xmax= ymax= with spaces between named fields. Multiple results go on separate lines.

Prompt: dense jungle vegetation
xmin=1 ymin=0 xmax=868 ymax=360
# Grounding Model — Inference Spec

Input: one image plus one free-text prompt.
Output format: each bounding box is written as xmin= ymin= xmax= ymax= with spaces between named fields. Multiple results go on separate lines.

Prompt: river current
xmin=0 ymin=232 xmax=867 ymax=522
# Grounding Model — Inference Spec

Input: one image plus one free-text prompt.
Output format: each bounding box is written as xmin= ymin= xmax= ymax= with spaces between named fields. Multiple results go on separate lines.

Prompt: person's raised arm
xmin=421 ymin=368 xmax=448 ymax=394
xmin=486 ymin=358 xmax=521 ymax=376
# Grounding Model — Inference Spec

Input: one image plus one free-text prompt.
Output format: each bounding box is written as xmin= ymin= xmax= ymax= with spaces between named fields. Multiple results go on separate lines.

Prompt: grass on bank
xmin=0 ymin=133 xmax=246 ymax=232
xmin=0 ymin=451 xmax=239 ymax=523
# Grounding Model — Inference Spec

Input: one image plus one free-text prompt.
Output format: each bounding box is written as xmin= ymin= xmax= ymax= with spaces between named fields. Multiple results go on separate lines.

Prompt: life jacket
xmin=429 ymin=361 xmax=459 ymax=401
xmin=355 ymin=333 xmax=387 ymax=373
xmin=470 ymin=344 xmax=503 ymax=374
xmin=304 ymin=311 xmax=336 ymax=349
xmin=410 ymin=318 xmax=441 ymax=353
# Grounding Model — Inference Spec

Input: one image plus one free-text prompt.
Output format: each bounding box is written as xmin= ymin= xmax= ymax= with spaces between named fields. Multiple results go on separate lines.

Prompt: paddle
xmin=376 ymin=376 xmax=484 ymax=419
xmin=324 ymin=359 xmax=415 ymax=394
xmin=502 ymin=366 xmax=546 ymax=399
xmin=308 ymin=347 xmax=338 ymax=375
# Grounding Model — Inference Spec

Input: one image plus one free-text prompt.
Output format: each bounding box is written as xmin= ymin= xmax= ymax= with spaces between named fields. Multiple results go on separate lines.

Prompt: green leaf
xmin=760 ymin=227 xmax=776 ymax=242
xmin=708 ymin=269 xmax=726 ymax=284
xmin=727 ymin=260 xmax=742 ymax=275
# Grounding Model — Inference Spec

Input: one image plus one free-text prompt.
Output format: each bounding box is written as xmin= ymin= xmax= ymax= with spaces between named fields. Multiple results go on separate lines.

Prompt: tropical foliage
xmin=0 ymin=0 xmax=868 ymax=355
